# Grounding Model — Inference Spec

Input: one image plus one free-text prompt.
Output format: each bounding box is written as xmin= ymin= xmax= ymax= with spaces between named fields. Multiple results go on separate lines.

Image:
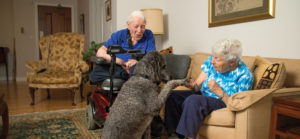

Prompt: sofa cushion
xmin=203 ymin=108 xmax=235 ymax=127
xmin=166 ymin=54 xmax=191 ymax=79
xmin=252 ymin=56 xmax=286 ymax=89
xmin=159 ymin=46 xmax=173 ymax=55
xmin=241 ymin=56 xmax=256 ymax=70
xmin=265 ymin=57 xmax=300 ymax=87
xmin=186 ymin=52 xmax=211 ymax=80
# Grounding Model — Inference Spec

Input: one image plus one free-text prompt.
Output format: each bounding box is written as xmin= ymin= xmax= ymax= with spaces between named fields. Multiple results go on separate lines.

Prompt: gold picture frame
xmin=209 ymin=0 xmax=276 ymax=27
xmin=105 ymin=0 xmax=112 ymax=21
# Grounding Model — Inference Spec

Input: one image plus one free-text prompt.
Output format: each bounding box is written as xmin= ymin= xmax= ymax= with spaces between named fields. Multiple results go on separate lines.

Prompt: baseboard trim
xmin=0 ymin=77 xmax=26 ymax=81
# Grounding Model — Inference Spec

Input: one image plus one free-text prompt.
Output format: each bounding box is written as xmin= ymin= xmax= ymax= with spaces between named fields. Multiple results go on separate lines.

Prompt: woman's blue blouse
xmin=201 ymin=56 xmax=254 ymax=99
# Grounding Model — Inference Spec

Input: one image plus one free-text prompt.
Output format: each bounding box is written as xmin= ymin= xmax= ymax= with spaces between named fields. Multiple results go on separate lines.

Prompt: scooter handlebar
xmin=126 ymin=49 xmax=141 ymax=54
xmin=107 ymin=45 xmax=143 ymax=55
xmin=90 ymin=56 xmax=109 ymax=65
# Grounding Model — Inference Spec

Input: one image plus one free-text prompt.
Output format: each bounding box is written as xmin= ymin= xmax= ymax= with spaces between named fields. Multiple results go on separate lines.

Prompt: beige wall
xmin=77 ymin=0 xmax=90 ymax=49
xmin=13 ymin=0 xmax=38 ymax=81
xmin=163 ymin=0 xmax=300 ymax=59
xmin=1 ymin=0 xmax=300 ymax=81
xmin=110 ymin=0 xmax=300 ymax=59
xmin=0 ymin=0 xmax=78 ymax=81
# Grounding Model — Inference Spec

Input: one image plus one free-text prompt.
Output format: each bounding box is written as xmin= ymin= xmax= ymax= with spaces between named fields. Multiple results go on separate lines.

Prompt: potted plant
xmin=82 ymin=41 xmax=105 ymax=61
xmin=81 ymin=41 xmax=105 ymax=82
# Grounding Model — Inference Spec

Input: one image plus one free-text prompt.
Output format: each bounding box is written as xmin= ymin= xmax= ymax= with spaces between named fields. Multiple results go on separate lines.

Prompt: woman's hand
xmin=186 ymin=79 xmax=202 ymax=92
xmin=208 ymin=79 xmax=228 ymax=104
xmin=207 ymin=79 xmax=222 ymax=93
xmin=186 ymin=79 xmax=196 ymax=89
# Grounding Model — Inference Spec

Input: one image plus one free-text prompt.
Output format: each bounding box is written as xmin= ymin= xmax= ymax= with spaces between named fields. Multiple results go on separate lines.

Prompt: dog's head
xmin=133 ymin=51 xmax=171 ymax=83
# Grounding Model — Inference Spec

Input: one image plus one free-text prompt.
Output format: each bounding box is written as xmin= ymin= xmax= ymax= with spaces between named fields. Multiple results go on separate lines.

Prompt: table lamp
xmin=141 ymin=8 xmax=164 ymax=49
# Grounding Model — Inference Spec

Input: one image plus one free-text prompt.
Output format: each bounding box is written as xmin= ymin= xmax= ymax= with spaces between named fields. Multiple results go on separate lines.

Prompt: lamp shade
xmin=141 ymin=8 xmax=164 ymax=35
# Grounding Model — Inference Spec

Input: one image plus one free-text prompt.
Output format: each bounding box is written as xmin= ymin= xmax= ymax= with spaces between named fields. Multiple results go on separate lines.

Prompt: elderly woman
xmin=164 ymin=39 xmax=254 ymax=139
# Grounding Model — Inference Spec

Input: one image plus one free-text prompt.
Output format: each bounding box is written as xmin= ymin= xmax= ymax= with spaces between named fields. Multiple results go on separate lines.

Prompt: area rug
xmin=3 ymin=109 xmax=102 ymax=139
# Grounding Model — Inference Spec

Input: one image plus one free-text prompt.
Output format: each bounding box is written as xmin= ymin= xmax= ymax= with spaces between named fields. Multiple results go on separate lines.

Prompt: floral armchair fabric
xmin=26 ymin=32 xmax=89 ymax=106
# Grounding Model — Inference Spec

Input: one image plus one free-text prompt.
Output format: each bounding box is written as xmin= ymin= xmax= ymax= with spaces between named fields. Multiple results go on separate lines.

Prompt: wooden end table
xmin=0 ymin=93 xmax=8 ymax=139
xmin=270 ymin=95 xmax=300 ymax=139
xmin=0 ymin=47 xmax=9 ymax=82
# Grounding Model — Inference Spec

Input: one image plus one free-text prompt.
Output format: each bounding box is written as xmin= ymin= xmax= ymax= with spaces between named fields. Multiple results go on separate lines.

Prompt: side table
xmin=0 ymin=93 xmax=8 ymax=138
xmin=0 ymin=47 xmax=9 ymax=82
xmin=270 ymin=95 xmax=300 ymax=139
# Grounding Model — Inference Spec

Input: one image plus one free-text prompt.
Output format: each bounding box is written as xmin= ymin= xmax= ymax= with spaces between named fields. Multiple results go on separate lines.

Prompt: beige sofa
xmin=160 ymin=52 xmax=300 ymax=139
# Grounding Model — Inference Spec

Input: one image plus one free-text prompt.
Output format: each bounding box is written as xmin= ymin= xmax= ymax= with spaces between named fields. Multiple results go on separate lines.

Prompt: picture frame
xmin=105 ymin=0 xmax=112 ymax=21
xmin=209 ymin=0 xmax=276 ymax=27
xmin=80 ymin=14 xmax=85 ymax=34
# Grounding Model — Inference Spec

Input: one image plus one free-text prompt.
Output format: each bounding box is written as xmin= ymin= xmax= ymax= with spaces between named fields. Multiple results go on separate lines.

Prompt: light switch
xmin=20 ymin=27 xmax=24 ymax=34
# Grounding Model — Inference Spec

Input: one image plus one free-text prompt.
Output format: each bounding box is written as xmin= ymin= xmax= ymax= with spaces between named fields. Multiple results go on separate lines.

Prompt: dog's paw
xmin=166 ymin=78 xmax=190 ymax=88
xmin=183 ymin=78 xmax=191 ymax=86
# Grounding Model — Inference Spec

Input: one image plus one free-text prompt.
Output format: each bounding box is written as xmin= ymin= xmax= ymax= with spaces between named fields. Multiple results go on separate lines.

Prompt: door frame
xmin=34 ymin=2 xmax=75 ymax=59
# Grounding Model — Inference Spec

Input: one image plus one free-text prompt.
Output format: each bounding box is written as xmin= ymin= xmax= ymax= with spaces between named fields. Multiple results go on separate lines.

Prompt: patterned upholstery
xmin=27 ymin=71 xmax=79 ymax=84
xmin=26 ymin=32 xmax=89 ymax=105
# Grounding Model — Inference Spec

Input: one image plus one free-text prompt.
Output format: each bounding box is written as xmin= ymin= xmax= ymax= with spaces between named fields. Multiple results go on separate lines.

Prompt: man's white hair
xmin=212 ymin=38 xmax=243 ymax=62
xmin=127 ymin=10 xmax=146 ymax=24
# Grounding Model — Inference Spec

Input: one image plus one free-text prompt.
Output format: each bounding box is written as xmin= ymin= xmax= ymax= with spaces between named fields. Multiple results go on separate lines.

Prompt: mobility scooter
xmin=86 ymin=45 xmax=144 ymax=130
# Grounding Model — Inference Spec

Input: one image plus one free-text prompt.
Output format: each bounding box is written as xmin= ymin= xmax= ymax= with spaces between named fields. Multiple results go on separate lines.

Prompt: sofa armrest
xmin=227 ymin=88 xmax=279 ymax=111
xmin=228 ymin=88 xmax=300 ymax=111
xmin=25 ymin=61 xmax=47 ymax=72
xmin=233 ymin=88 xmax=300 ymax=139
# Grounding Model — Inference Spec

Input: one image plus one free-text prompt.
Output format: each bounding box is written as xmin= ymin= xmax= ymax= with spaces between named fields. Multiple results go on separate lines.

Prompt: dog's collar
xmin=133 ymin=74 xmax=150 ymax=79
xmin=133 ymin=74 xmax=161 ymax=85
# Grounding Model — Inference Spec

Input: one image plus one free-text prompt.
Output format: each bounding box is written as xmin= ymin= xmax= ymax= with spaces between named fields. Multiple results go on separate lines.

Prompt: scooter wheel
xmin=86 ymin=103 xmax=97 ymax=130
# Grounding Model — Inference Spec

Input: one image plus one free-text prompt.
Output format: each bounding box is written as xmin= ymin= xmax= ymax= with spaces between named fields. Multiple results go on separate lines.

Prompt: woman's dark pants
xmin=165 ymin=90 xmax=226 ymax=138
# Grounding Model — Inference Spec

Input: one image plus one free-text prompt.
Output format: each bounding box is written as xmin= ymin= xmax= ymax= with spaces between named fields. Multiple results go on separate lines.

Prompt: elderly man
xmin=90 ymin=10 xmax=156 ymax=84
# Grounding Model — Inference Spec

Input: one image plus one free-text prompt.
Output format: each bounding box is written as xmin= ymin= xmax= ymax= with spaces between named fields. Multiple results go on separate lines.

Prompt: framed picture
xmin=80 ymin=14 xmax=85 ymax=34
xmin=209 ymin=0 xmax=276 ymax=27
xmin=105 ymin=0 xmax=112 ymax=21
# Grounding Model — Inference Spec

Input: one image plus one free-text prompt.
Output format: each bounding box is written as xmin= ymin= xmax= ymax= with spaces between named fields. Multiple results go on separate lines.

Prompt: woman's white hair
xmin=212 ymin=38 xmax=243 ymax=62
xmin=127 ymin=10 xmax=146 ymax=24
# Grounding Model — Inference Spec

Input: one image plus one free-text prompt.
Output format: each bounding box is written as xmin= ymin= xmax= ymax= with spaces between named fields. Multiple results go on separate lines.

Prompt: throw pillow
xmin=159 ymin=46 xmax=173 ymax=55
xmin=165 ymin=53 xmax=191 ymax=79
xmin=252 ymin=56 xmax=287 ymax=89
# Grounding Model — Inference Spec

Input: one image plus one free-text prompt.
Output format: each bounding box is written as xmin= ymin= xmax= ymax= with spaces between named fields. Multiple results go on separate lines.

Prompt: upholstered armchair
xmin=26 ymin=32 xmax=89 ymax=106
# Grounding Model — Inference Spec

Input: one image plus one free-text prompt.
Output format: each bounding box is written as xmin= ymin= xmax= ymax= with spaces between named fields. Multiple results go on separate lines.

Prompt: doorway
xmin=37 ymin=5 xmax=72 ymax=58
xmin=38 ymin=5 xmax=71 ymax=37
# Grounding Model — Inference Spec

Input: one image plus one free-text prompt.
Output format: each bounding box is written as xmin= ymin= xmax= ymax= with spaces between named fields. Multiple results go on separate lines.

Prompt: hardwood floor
xmin=0 ymin=81 xmax=97 ymax=115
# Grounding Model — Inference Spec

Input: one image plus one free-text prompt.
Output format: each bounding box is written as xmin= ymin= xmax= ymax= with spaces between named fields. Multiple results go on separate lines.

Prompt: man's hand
xmin=121 ymin=59 xmax=138 ymax=74
xmin=96 ymin=46 xmax=109 ymax=59
xmin=126 ymin=59 xmax=138 ymax=68
xmin=121 ymin=64 xmax=130 ymax=73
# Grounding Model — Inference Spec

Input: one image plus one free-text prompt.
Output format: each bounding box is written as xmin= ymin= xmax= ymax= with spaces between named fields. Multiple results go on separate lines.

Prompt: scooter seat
xmin=101 ymin=78 xmax=125 ymax=91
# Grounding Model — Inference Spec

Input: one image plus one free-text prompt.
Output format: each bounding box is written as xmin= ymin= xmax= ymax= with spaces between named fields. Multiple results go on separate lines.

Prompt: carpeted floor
xmin=1 ymin=109 xmax=102 ymax=139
